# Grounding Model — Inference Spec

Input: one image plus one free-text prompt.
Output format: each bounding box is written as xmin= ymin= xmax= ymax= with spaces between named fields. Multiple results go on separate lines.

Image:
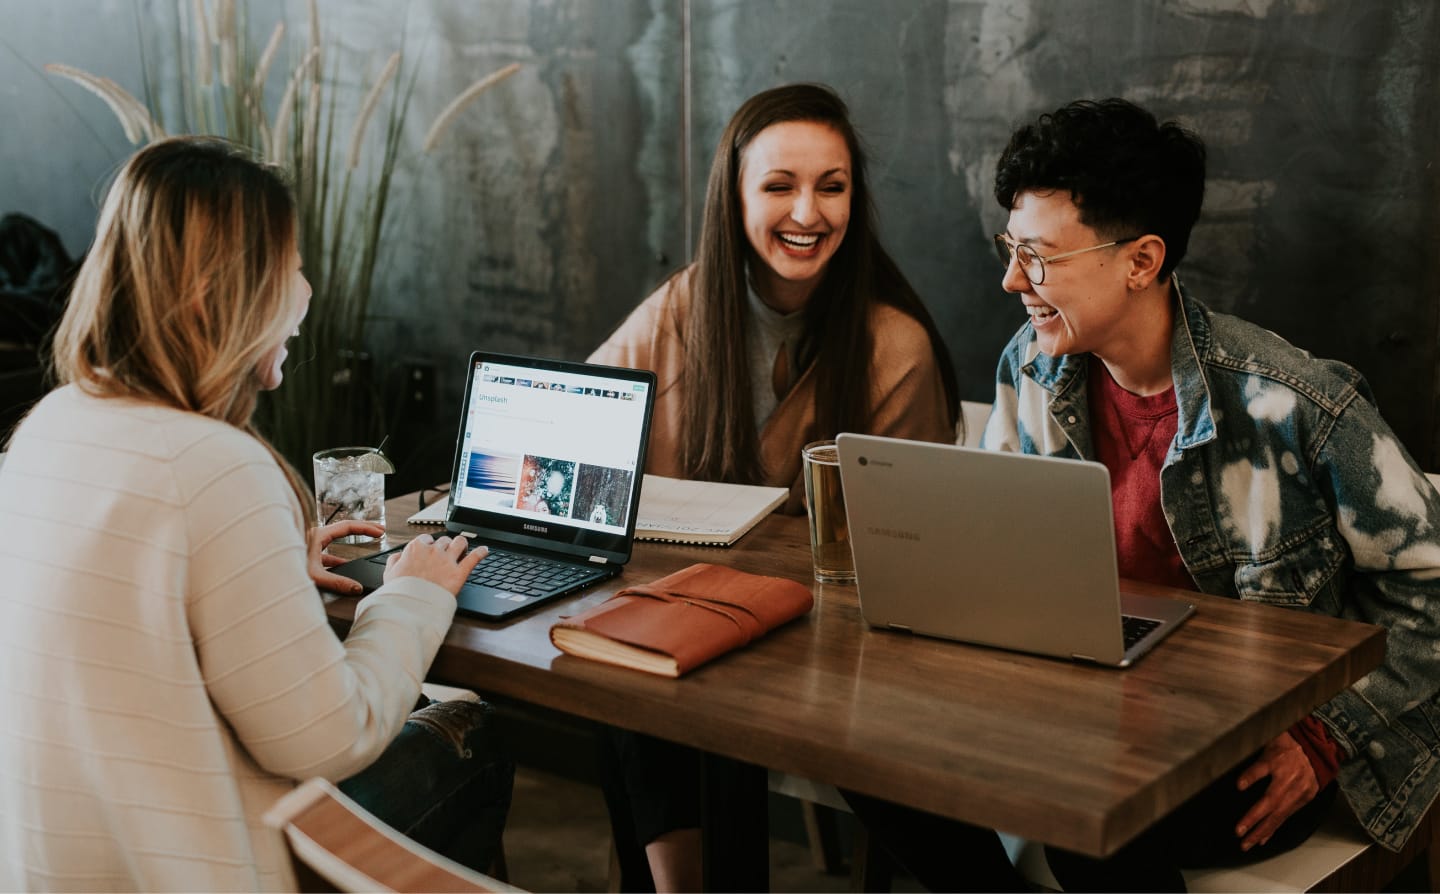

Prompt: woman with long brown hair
xmin=589 ymin=83 xmax=959 ymax=891
xmin=0 ymin=137 xmax=510 ymax=891
xmin=591 ymin=82 xmax=958 ymax=512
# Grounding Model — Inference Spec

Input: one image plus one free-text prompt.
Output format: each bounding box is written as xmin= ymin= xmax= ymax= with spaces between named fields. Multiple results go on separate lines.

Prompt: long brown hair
xmin=679 ymin=83 xmax=958 ymax=483
xmin=51 ymin=136 xmax=316 ymax=526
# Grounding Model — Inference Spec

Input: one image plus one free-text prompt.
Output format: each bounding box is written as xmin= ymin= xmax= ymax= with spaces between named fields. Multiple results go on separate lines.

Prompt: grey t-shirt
xmin=746 ymin=285 xmax=807 ymax=430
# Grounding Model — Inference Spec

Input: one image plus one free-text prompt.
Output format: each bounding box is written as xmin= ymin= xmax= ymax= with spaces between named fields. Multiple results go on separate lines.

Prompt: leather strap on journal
xmin=549 ymin=563 xmax=814 ymax=676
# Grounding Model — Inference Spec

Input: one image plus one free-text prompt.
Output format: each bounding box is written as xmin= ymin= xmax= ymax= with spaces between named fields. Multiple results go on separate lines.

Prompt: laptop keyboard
xmin=365 ymin=542 xmax=606 ymax=596
xmin=465 ymin=547 xmax=606 ymax=595
xmin=1121 ymin=615 xmax=1162 ymax=650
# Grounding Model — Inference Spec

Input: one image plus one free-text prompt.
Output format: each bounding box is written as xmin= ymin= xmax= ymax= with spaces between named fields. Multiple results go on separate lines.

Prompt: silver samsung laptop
xmin=836 ymin=434 xmax=1194 ymax=667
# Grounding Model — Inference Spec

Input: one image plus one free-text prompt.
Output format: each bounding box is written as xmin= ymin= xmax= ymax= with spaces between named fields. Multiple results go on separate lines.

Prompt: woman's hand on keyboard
xmin=384 ymin=533 xmax=489 ymax=596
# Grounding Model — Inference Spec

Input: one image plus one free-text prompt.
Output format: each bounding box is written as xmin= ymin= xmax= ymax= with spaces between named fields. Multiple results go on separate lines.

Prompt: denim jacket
xmin=982 ymin=284 xmax=1440 ymax=851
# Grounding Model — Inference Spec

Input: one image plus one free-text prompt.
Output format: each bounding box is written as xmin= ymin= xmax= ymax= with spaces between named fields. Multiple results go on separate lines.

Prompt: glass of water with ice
xmin=313 ymin=447 xmax=393 ymax=543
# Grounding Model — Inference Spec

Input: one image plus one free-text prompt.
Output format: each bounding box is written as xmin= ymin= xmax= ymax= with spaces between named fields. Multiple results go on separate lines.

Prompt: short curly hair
xmin=994 ymin=98 xmax=1206 ymax=278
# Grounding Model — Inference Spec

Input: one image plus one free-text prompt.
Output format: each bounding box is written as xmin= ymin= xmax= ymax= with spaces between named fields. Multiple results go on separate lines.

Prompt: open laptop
xmin=334 ymin=352 xmax=656 ymax=620
xmin=835 ymin=434 xmax=1194 ymax=667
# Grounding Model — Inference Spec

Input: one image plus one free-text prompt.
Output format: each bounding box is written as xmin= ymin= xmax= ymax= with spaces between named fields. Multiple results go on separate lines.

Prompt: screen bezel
xmin=443 ymin=351 xmax=656 ymax=565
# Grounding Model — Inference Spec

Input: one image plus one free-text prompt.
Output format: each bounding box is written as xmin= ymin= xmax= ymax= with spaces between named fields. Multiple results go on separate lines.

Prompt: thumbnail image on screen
xmin=464 ymin=452 xmax=520 ymax=508
xmin=516 ymin=455 xmax=575 ymax=516
xmin=571 ymin=465 xmax=635 ymax=528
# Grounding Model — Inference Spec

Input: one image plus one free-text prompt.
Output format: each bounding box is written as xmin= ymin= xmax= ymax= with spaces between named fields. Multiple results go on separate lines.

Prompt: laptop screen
xmin=446 ymin=352 xmax=655 ymax=561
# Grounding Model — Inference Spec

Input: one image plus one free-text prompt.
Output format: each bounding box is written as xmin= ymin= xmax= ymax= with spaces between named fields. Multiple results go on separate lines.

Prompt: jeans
xmin=339 ymin=697 xmax=514 ymax=874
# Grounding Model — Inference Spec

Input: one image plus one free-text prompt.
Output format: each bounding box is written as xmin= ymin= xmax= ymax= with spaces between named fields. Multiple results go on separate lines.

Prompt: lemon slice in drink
xmin=353 ymin=450 xmax=397 ymax=474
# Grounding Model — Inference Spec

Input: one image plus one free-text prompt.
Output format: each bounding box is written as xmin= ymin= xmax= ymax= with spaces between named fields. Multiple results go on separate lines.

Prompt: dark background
xmin=4 ymin=0 xmax=1437 ymax=488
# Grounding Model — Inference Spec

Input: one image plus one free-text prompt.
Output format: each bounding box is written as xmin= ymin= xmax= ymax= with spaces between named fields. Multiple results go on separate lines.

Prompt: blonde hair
xmin=52 ymin=136 xmax=316 ymax=526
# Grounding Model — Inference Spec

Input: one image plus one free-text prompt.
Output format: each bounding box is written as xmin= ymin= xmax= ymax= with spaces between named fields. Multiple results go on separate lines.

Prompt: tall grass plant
xmin=44 ymin=0 xmax=519 ymax=471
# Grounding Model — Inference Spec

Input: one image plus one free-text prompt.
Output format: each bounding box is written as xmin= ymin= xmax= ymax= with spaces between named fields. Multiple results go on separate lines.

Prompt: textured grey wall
xmin=4 ymin=0 xmax=1439 ymax=469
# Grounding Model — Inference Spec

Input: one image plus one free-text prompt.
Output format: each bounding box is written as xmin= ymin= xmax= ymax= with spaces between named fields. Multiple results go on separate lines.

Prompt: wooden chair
xmin=264 ymin=777 xmax=522 ymax=893
xmin=1005 ymin=798 xmax=1440 ymax=893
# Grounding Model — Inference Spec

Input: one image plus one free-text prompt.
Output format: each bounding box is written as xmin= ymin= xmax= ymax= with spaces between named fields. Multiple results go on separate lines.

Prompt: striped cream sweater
xmin=0 ymin=385 xmax=457 ymax=891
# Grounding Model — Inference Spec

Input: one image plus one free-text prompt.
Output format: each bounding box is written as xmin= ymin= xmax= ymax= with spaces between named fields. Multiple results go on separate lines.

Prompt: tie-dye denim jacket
xmin=981 ymin=285 xmax=1440 ymax=851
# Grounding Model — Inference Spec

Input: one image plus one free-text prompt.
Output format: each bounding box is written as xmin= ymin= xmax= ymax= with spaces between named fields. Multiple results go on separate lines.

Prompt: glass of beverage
xmin=313 ymin=447 xmax=391 ymax=543
xmin=802 ymin=439 xmax=855 ymax=583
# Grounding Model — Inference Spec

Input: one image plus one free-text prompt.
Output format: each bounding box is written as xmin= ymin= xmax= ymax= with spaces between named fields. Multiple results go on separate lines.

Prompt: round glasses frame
xmin=992 ymin=233 xmax=1139 ymax=285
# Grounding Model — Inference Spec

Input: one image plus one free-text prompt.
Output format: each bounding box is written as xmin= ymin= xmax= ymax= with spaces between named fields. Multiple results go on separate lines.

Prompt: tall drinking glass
xmin=313 ymin=447 xmax=388 ymax=543
xmin=802 ymin=439 xmax=855 ymax=583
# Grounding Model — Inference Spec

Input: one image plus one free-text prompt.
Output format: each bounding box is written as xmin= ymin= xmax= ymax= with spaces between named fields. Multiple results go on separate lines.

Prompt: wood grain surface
xmin=325 ymin=491 xmax=1385 ymax=857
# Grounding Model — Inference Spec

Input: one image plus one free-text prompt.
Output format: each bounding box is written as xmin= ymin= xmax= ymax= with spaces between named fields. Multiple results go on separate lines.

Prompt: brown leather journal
xmin=549 ymin=563 xmax=814 ymax=677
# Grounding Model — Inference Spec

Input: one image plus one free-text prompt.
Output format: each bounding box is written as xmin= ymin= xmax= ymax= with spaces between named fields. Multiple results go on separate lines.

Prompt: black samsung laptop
xmin=333 ymin=351 xmax=656 ymax=620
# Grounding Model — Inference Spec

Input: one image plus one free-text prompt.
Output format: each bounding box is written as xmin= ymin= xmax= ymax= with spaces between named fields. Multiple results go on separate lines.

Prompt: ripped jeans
xmin=339 ymin=697 xmax=514 ymax=873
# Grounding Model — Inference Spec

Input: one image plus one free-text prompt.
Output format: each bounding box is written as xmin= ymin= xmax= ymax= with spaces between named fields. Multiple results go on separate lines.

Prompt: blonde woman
xmin=0 ymin=137 xmax=511 ymax=891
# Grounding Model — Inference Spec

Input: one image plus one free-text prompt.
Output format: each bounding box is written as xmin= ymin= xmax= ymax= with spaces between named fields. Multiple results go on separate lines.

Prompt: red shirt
xmin=1087 ymin=357 xmax=1192 ymax=592
xmin=1087 ymin=356 xmax=1342 ymax=787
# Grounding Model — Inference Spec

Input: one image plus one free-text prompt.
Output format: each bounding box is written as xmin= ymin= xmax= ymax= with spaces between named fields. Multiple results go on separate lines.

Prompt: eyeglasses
xmin=992 ymin=233 xmax=1138 ymax=285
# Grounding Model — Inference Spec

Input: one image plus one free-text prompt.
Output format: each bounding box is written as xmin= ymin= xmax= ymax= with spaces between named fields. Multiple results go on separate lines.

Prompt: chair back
xmin=264 ymin=778 xmax=522 ymax=893
xmin=959 ymin=401 xmax=991 ymax=448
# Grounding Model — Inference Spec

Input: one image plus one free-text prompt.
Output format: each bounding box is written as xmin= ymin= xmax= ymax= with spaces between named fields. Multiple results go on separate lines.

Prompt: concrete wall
xmin=4 ymin=0 xmax=1438 ymax=469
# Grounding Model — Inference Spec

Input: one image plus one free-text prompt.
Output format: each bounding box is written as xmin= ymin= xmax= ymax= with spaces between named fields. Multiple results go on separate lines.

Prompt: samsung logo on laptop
xmin=523 ymin=523 xmax=549 ymax=534
xmin=867 ymin=526 xmax=920 ymax=542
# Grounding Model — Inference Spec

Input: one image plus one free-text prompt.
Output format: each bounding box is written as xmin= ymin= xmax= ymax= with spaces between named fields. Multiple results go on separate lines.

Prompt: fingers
xmin=1236 ymin=791 xmax=1277 ymax=849
xmin=313 ymin=569 xmax=364 ymax=595
xmin=1240 ymin=794 xmax=1297 ymax=851
xmin=1236 ymin=757 xmax=1270 ymax=792
xmin=334 ymin=520 xmax=386 ymax=537
xmin=315 ymin=520 xmax=385 ymax=545
xmin=320 ymin=553 xmax=346 ymax=568
xmin=1234 ymin=741 xmax=1319 ymax=851
xmin=383 ymin=535 xmax=483 ymax=593
xmin=461 ymin=544 xmax=489 ymax=574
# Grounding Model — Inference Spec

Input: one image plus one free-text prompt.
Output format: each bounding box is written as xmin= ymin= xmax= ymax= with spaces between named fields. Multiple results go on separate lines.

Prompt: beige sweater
xmin=590 ymin=268 xmax=956 ymax=513
xmin=0 ymin=386 xmax=456 ymax=891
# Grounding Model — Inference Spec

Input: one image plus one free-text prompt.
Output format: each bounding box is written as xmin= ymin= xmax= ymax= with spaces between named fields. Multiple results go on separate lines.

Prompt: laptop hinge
xmin=888 ymin=623 xmax=912 ymax=633
xmin=588 ymin=556 xmax=608 ymax=564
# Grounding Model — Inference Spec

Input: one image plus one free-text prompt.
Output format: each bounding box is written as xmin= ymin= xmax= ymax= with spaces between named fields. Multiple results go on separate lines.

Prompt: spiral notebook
xmin=408 ymin=475 xmax=786 ymax=546
xmin=631 ymin=475 xmax=787 ymax=546
xmin=408 ymin=497 xmax=451 ymax=525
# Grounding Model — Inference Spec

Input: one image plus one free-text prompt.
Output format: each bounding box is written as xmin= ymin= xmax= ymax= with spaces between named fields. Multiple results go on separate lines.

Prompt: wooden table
xmin=326 ymin=491 xmax=1384 ymax=872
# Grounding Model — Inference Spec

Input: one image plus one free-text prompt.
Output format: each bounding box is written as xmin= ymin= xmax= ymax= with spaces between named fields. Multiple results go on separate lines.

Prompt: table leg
xmin=700 ymin=753 xmax=768 ymax=892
